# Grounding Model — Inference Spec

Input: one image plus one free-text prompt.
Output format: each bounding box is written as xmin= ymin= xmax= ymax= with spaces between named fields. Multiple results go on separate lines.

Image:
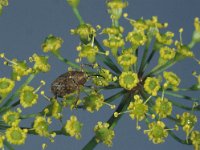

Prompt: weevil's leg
xmin=74 ymin=87 xmax=81 ymax=108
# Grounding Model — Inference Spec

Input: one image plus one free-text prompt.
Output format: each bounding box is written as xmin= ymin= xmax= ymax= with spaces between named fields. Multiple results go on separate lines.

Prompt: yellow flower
xmin=145 ymin=16 xmax=168 ymax=29
xmin=102 ymin=26 xmax=124 ymax=35
xmin=119 ymin=71 xmax=139 ymax=90
xmin=66 ymin=0 xmax=80 ymax=8
xmin=42 ymin=34 xmax=63 ymax=53
xmin=144 ymin=77 xmax=160 ymax=96
xmin=177 ymin=112 xmax=197 ymax=135
xmin=2 ymin=110 xmax=20 ymax=126
xmin=92 ymin=69 xmax=113 ymax=86
xmin=6 ymin=126 xmax=28 ymax=145
xmin=0 ymin=135 xmax=5 ymax=149
xmin=71 ymin=23 xmax=96 ymax=44
xmin=144 ymin=121 xmax=168 ymax=144
xmin=117 ymin=51 xmax=137 ymax=70
xmin=103 ymin=36 xmax=125 ymax=52
xmin=33 ymin=116 xmax=50 ymax=137
xmin=191 ymin=130 xmax=200 ymax=150
xmin=20 ymin=85 xmax=38 ymax=108
xmin=163 ymin=71 xmax=180 ymax=89
xmin=83 ymin=91 xmax=104 ymax=113
xmin=159 ymin=46 xmax=176 ymax=60
xmin=128 ymin=95 xmax=148 ymax=121
xmin=64 ymin=115 xmax=83 ymax=139
xmin=106 ymin=0 xmax=128 ymax=20
xmin=176 ymin=44 xmax=194 ymax=58
xmin=156 ymin=31 xmax=174 ymax=45
xmin=32 ymin=53 xmax=51 ymax=72
xmin=0 ymin=77 xmax=15 ymax=94
xmin=62 ymin=92 xmax=79 ymax=109
xmin=126 ymin=30 xmax=147 ymax=47
xmin=193 ymin=17 xmax=200 ymax=43
xmin=154 ymin=97 xmax=172 ymax=118
xmin=44 ymin=99 xmax=62 ymax=120
xmin=11 ymin=59 xmax=32 ymax=80
xmin=0 ymin=0 xmax=8 ymax=6
xmin=77 ymin=44 xmax=98 ymax=63
xmin=94 ymin=122 xmax=115 ymax=147
xmin=129 ymin=18 xmax=148 ymax=31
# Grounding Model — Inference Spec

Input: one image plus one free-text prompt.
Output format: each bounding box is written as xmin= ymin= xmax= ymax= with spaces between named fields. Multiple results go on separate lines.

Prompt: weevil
xmin=51 ymin=71 xmax=88 ymax=98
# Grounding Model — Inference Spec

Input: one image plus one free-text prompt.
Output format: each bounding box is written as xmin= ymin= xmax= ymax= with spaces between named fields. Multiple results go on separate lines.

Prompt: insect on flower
xmin=51 ymin=70 xmax=88 ymax=98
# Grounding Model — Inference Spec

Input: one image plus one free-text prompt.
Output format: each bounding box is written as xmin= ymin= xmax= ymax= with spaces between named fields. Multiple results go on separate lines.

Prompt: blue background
xmin=0 ymin=0 xmax=200 ymax=150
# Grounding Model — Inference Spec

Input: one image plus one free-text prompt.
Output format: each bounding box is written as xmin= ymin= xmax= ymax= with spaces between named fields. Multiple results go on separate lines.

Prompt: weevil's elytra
xmin=51 ymin=71 xmax=87 ymax=98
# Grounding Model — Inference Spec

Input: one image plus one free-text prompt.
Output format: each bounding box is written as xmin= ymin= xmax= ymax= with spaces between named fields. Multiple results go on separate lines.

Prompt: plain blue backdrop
xmin=0 ymin=0 xmax=200 ymax=150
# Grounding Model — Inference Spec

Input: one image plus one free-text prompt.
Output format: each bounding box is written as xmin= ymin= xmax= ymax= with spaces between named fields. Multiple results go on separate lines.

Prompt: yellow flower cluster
xmin=66 ymin=0 xmax=80 ymax=8
xmin=117 ymin=50 xmax=137 ymax=70
xmin=126 ymin=30 xmax=147 ymax=48
xmin=76 ymin=44 xmax=98 ymax=63
xmin=156 ymin=31 xmax=174 ymax=46
xmin=144 ymin=121 xmax=168 ymax=144
xmin=64 ymin=115 xmax=83 ymax=139
xmin=42 ymin=34 xmax=63 ymax=53
xmin=163 ymin=71 xmax=180 ymax=90
xmin=94 ymin=122 xmax=115 ymax=147
xmin=154 ymin=97 xmax=172 ymax=118
xmin=83 ymin=91 xmax=104 ymax=112
xmin=159 ymin=46 xmax=176 ymax=60
xmin=144 ymin=77 xmax=160 ymax=96
xmin=119 ymin=71 xmax=139 ymax=90
xmin=193 ymin=17 xmax=200 ymax=43
xmin=0 ymin=77 xmax=15 ymax=95
xmin=177 ymin=112 xmax=197 ymax=136
xmin=106 ymin=0 xmax=128 ymax=20
xmin=2 ymin=110 xmax=20 ymax=126
xmin=71 ymin=23 xmax=96 ymax=44
xmin=33 ymin=116 xmax=51 ymax=137
xmin=6 ymin=126 xmax=28 ymax=145
xmin=190 ymin=130 xmax=200 ymax=150
xmin=92 ymin=68 xmax=113 ymax=86
xmin=20 ymin=85 xmax=38 ymax=108
xmin=32 ymin=53 xmax=51 ymax=72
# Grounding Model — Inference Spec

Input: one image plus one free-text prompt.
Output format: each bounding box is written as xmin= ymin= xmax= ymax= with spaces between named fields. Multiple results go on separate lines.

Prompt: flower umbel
xmin=64 ymin=115 xmax=83 ymax=139
xmin=94 ymin=122 xmax=115 ymax=147
xmin=144 ymin=77 xmax=160 ymax=96
xmin=6 ymin=126 xmax=28 ymax=145
xmin=20 ymin=85 xmax=39 ymax=108
xmin=119 ymin=71 xmax=139 ymax=90
xmin=154 ymin=97 xmax=172 ymax=118
xmin=33 ymin=116 xmax=51 ymax=137
xmin=144 ymin=121 xmax=168 ymax=144
xmin=42 ymin=34 xmax=63 ymax=53
xmin=83 ymin=91 xmax=104 ymax=113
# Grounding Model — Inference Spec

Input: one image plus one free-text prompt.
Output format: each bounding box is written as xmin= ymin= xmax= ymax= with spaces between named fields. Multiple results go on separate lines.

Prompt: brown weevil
xmin=51 ymin=71 xmax=88 ymax=98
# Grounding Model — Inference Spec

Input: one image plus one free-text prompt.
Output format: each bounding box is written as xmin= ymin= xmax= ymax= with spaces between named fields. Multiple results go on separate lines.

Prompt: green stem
xmin=0 ymin=73 xmax=36 ymax=111
xmin=52 ymin=52 xmax=80 ymax=69
xmin=94 ymin=38 xmax=121 ymax=74
xmin=188 ymin=40 xmax=196 ymax=49
xmin=168 ymin=99 xmax=200 ymax=111
xmin=142 ymin=48 xmax=156 ymax=75
xmin=105 ymin=90 xmax=126 ymax=103
xmin=0 ymin=100 xmax=20 ymax=115
xmin=133 ymin=48 xmax=138 ymax=72
xmin=141 ymin=92 xmax=192 ymax=145
xmin=164 ymin=90 xmax=200 ymax=102
xmin=4 ymin=140 xmax=14 ymax=150
xmin=138 ymin=39 xmax=151 ymax=76
xmin=82 ymin=93 xmax=131 ymax=150
xmin=72 ymin=7 xmax=84 ymax=24
xmin=168 ymin=129 xmax=192 ymax=145
xmin=146 ymin=60 xmax=176 ymax=77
